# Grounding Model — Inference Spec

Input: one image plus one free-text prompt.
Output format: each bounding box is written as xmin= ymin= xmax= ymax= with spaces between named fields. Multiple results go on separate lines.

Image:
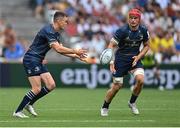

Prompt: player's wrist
xmin=73 ymin=49 xmax=77 ymax=54
xmin=137 ymin=55 xmax=141 ymax=60
xmin=73 ymin=54 xmax=78 ymax=58
xmin=110 ymin=60 xmax=114 ymax=64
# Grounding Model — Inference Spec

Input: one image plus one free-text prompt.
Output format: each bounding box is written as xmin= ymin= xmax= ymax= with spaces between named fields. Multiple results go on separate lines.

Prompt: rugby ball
xmin=100 ymin=48 xmax=113 ymax=64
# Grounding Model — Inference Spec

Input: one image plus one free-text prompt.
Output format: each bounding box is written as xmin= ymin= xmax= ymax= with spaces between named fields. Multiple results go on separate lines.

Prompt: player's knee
xmin=112 ymin=83 xmax=122 ymax=92
xmin=136 ymin=78 xmax=144 ymax=86
xmin=32 ymin=86 xmax=41 ymax=94
xmin=47 ymin=82 xmax=56 ymax=91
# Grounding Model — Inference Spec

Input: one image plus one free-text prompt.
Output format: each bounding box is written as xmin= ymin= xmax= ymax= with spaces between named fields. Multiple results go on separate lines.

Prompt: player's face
xmin=57 ymin=17 xmax=69 ymax=29
xmin=128 ymin=15 xmax=140 ymax=28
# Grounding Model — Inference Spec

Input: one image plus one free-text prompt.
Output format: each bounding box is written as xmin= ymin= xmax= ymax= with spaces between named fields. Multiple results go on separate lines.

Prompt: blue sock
xmin=129 ymin=94 xmax=138 ymax=104
xmin=15 ymin=90 xmax=36 ymax=113
xmin=29 ymin=86 xmax=50 ymax=105
xmin=102 ymin=100 xmax=110 ymax=109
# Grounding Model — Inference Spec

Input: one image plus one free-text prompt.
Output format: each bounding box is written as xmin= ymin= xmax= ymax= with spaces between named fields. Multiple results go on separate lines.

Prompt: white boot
xmin=13 ymin=111 xmax=29 ymax=118
xmin=128 ymin=102 xmax=139 ymax=115
xmin=100 ymin=108 xmax=109 ymax=116
xmin=25 ymin=105 xmax=38 ymax=116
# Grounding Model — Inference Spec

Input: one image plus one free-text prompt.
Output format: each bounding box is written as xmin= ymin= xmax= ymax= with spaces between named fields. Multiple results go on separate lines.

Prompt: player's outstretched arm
xmin=132 ymin=41 xmax=150 ymax=67
xmin=138 ymin=41 xmax=150 ymax=59
xmin=107 ymin=38 xmax=118 ymax=49
xmin=62 ymin=53 xmax=92 ymax=64
xmin=78 ymin=56 xmax=93 ymax=64
xmin=51 ymin=42 xmax=87 ymax=56
xmin=104 ymin=38 xmax=117 ymax=64
xmin=110 ymin=60 xmax=116 ymax=73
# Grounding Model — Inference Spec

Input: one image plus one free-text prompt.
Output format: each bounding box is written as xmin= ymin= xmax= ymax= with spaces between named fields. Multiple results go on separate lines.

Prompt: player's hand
xmin=80 ymin=57 xmax=90 ymax=63
xmin=42 ymin=59 xmax=48 ymax=64
xmin=132 ymin=56 xmax=140 ymax=67
xmin=76 ymin=54 xmax=96 ymax=64
xmin=75 ymin=54 xmax=86 ymax=60
xmin=78 ymin=55 xmax=92 ymax=64
xmin=74 ymin=49 xmax=87 ymax=57
xmin=110 ymin=62 xmax=116 ymax=73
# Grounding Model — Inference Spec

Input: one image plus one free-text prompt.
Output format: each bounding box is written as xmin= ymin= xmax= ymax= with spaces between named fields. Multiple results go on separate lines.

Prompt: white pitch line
xmin=40 ymin=108 xmax=179 ymax=111
xmin=0 ymin=119 xmax=155 ymax=123
xmin=0 ymin=108 xmax=179 ymax=111
xmin=0 ymin=127 xmax=162 ymax=128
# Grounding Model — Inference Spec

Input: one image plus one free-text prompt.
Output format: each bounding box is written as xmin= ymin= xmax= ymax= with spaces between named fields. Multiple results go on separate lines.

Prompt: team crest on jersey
xmin=35 ymin=66 xmax=40 ymax=72
xmin=125 ymin=36 xmax=130 ymax=41
xmin=139 ymin=35 xmax=143 ymax=40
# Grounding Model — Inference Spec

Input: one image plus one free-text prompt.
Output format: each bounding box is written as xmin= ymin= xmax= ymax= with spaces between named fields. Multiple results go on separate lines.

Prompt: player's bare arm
xmin=107 ymin=38 xmax=118 ymax=49
xmin=108 ymin=39 xmax=117 ymax=72
xmin=51 ymin=42 xmax=87 ymax=56
xmin=132 ymin=41 xmax=150 ymax=67
xmin=62 ymin=53 xmax=92 ymax=63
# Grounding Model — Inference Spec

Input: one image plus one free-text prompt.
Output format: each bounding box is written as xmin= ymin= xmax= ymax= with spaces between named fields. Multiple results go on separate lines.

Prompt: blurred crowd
xmin=0 ymin=0 xmax=180 ymax=64
xmin=0 ymin=19 xmax=27 ymax=63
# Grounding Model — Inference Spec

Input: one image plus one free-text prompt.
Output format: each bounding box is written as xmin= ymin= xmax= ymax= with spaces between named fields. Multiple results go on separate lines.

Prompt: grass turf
xmin=0 ymin=88 xmax=180 ymax=127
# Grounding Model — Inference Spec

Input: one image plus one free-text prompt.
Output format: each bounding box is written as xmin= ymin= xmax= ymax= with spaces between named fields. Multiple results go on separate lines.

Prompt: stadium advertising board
xmin=59 ymin=64 xmax=180 ymax=89
xmin=0 ymin=63 xmax=180 ymax=89
xmin=129 ymin=69 xmax=180 ymax=89
xmin=60 ymin=64 xmax=111 ymax=89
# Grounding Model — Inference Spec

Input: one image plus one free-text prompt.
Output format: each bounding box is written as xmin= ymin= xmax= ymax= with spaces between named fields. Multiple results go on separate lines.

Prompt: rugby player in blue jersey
xmin=101 ymin=9 xmax=150 ymax=116
xmin=13 ymin=11 xmax=87 ymax=118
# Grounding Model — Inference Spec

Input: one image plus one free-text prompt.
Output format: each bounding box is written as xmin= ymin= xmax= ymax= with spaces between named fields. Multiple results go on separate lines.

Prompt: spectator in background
xmin=149 ymin=32 xmax=162 ymax=63
xmin=65 ymin=17 xmax=78 ymax=36
xmin=90 ymin=33 xmax=106 ymax=57
xmin=4 ymin=41 xmax=25 ymax=61
xmin=34 ymin=0 xmax=60 ymax=21
xmin=171 ymin=31 xmax=180 ymax=63
xmin=155 ymin=0 xmax=170 ymax=10
xmin=27 ymin=0 xmax=180 ymax=65
xmin=0 ymin=18 xmax=5 ymax=58
xmin=174 ymin=31 xmax=180 ymax=52
xmin=159 ymin=31 xmax=176 ymax=63
xmin=174 ymin=10 xmax=180 ymax=32
xmin=3 ymin=24 xmax=25 ymax=61
xmin=34 ymin=0 xmax=45 ymax=20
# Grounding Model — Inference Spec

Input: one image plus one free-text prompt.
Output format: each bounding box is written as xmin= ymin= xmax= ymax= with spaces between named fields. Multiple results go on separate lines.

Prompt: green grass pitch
xmin=0 ymin=88 xmax=180 ymax=127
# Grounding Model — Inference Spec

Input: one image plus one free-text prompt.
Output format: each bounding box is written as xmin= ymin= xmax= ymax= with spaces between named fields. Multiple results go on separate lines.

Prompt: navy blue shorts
xmin=113 ymin=54 xmax=143 ymax=77
xmin=23 ymin=58 xmax=48 ymax=77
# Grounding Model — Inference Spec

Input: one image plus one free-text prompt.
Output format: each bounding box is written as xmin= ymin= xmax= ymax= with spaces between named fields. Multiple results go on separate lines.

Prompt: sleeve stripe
xmin=111 ymin=38 xmax=119 ymax=45
xmin=49 ymin=42 xmax=57 ymax=47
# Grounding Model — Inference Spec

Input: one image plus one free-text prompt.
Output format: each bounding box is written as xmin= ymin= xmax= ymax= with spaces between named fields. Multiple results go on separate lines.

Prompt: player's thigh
xmin=132 ymin=68 xmax=144 ymax=84
xmin=40 ymin=72 xmax=56 ymax=89
xmin=135 ymin=74 xmax=144 ymax=83
xmin=28 ymin=76 xmax=42 ymax=94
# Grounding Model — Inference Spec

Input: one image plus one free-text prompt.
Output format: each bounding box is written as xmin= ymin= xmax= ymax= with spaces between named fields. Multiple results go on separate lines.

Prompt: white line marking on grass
xmin=0 ymin=119 xmax=155 ymax=123
xmin=37 ymin=108 xmax=180 ymax=111
xmin=1 ymin=108 xmax=180 ymax=111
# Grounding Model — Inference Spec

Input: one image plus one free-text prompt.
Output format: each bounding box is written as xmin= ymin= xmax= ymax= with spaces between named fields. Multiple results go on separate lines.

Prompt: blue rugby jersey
xmin=112 ymin=24 xmax=149 ymax=56
xmin=24 ymin=24 xmax=63 ymax=61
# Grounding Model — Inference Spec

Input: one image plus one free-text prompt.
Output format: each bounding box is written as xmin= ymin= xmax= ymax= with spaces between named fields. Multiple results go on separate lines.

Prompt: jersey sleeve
xmin=45 ymin=32 xmax=58 ymax=46
xmin=112 ymin=28 xmax=124 ymax=44
xmin=142 ymin=27 xmax=150 ymax=43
